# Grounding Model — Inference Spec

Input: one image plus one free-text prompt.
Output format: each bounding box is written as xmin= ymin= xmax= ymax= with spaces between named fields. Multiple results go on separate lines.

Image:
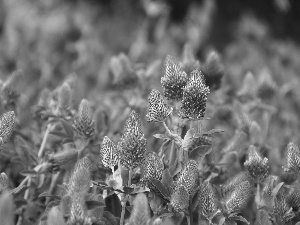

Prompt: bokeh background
xmin=1 ymin=0 xmax=300 ymax=223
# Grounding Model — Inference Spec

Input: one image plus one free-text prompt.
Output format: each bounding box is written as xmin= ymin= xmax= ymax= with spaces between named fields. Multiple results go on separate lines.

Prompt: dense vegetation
xmin=1 ymin=0 xmax=300 ymax=225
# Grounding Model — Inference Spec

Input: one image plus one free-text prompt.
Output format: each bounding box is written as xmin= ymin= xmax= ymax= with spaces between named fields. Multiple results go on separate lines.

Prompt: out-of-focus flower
xmin=170 ymin=185 xmax=189 ymax=212
xmin=225 ymin=181 xmax=251 ymax=214
xmin=237 ymin=72 xmax=257 ymax=102
xmin=127 ymin=193 xmax=150 ymax=225
xmin=244 ymin=145 xmax=269 ymax=183
xmin=146 ymin=89 xmax=173 ymax=122
xmin=110 ymin=53 xmax=139 ymax=90
xmin=283 ymin=142 xmax=300 ymax=173
xmin=73 ymin=99 xmax=94 ymax=138
xmin=179 ymin=69 xmax=210 ymax=120
xmin=161 ymin=55 xmax=188 ymax=101
xmin=202 ymin=51 xmax=224 ymax=90
xmin=256 ymin=68 xmax=277 ymax=101
xmin=198 ymin=181 xmax=218 ymax=221
xmin=0 ymin=173 xmax=9 ymax=192
xmin=177 ymin=160 xmax=198 ymax=196
xmin=220 ymin=172 xmax=251 ymax=200
xmin=118 ymin=111 xmax=146 ymax=169
xmin=57 ymin=82 xmax=73 ymax=113
xmin=68 ymin=157 xmax=92 ymax=195
xmin=181 ymin=43 xmax=200 ymax=77
xmin=140 ymin=152 xmax=164 ymax=186
xmin=100 ymin=136 xmax=118 ymax=169
xmin=68 ymin=194 xmax=92 ymax=225
xmin=0 ymin=111 xmax=15 ymax=148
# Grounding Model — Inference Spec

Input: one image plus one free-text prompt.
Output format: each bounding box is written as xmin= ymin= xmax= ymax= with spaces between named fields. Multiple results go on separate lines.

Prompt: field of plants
xmin=1 ymin=0 xmax=300 ymax=224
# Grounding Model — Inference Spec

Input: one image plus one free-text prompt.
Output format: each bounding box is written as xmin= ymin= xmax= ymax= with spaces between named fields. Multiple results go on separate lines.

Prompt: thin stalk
xmin=187 ymin=215 xmax=191 ymax=225
xmin=169 ymin=140 xmax=176 ymax=166
xmin=38 ymin=124 xmax=53 ymax=158
xmin=46 ymin=172 xmax=61 ymax=205
xmin=120 ymin=201 xmax=127 ymax=225
xmin=128 ymin=168 xmax=132 ymax=187
xmin=24 ymin=177 xmax=31 ymax=200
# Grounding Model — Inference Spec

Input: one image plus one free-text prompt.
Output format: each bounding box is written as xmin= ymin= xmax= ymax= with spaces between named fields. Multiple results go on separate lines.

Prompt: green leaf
xmin=228 ymin=215 xmax=250 ymax=224
xmin=38 ymin=192 xmax=61 ymax=199
xmin=161 ymin=169 xmax=173 ymax=190
xmin=60 ymin=119 xmax=74 ymax=139
xmin=149 ymin=178 xmax=170 ymax=199
xmin=169 ymin=159 xmax=182 ymax=178
xmin=49 ymin=131 xmax=69 ymax=139
xmin=271 ymin=182 xmax=284 ymax=197
xmin=61 ymin=138 xmax=74 ymax=145
xmin=153 ymin=134 xmax=171 ymax=140
xmin=19 ymin=170 xmax=37 ymax=177
xmin=123 ymin=187 xmax=134 ymax=195
xmin=86 ymin=200 xmax=106 ymax=210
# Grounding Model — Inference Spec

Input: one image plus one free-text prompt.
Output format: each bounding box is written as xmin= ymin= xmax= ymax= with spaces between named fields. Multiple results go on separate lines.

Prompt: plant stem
xmin=187 ymin=215 xmax=191 ymax=225
xmin=169 ymin=140 xmax=176 ymax=166
xmin=24 ymin=177 xmax=31 ymax=200
xmin=38 ymin=124 xmax=53 ymax=158
xmin=128 ymin=168 xmax=132 ymax=187
xmin=120 ymin=201 xmax=126 ymax=225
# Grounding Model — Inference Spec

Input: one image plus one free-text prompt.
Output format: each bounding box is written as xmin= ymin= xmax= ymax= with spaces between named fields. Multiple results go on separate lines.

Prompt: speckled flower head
xmin=244 ymin=145 xmax=269 ymax=183
xmin=0 ymin=172 xmax=9 ymax=192
xmin=220 ymin=172 xmax=250 ymax=200
xmin=118 ymin=111 xmax=147 ymax=169
xmin=0 ymin=111 xmax=15 ymax=148
xmin=140 ymin=152 xmax=164 ymax=186
xmin=225 ymin=181 xmax=251 ymax=214
xmin=100 ymin=136 xmax=118 ymax=169
xmin=73 ymin=99 xmax=95 ymax=138
xmin=199 ymin=181 xmax=218 ymax=220
xmin=274 ymin=190 xmax=295 ymax=223
xmin=179 ymin=70 xmax=210 ymax=120
xmin=170 ymin=185 xmax=189 ymax=212
xmin=161 ymin=55 xmax=188 ymax=101
xmin=146 ymin=89 xmax=173 ymax=122
xmin=283 ymin=142 xmax=300 ymax=173
xmin=177 ymin=160 xmax=198 ymax=195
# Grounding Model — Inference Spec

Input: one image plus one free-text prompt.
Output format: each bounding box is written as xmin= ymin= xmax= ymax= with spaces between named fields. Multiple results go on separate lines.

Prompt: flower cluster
xmin=117 ymin=111 xmax=147 ymax=169
xmin=0 ymin=111 xmax=15 ymax=149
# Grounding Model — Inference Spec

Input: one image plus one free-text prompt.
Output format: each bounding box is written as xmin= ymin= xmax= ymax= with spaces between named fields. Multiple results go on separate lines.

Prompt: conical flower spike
xmin=100 ymin=136 xmax=118 ymax=170
xmin=283 ymin=142 xmax=300 ymax=173
xmin=179 ymin=70 xmax=210 ymax=120
xmin=244 ymin=145 xmax=269 ymax=183
xmin=161 ymin=55 xmax=188 ymax=101
xmin=146 ymin=89 xmax=173 ymax=122
xmin=0 ymin=111 xmax=15 ymax=148
xmin=73 ymin=99 xmax=95 ymax=138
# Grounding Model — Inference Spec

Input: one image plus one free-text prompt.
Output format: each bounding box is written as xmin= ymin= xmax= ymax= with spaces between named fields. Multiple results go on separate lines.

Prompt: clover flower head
xmin=161 ymin=55 xmax=188 ymax=101
xmin=73 ymin=99 xmax=95 ymax=138
xmin=140 ymin=151 xmax=164 ymax=186
xmin=177 ymin=160 xmax=198 ymax=195
xmin=179 ymin=69 xmax=210 ymax=120
xmin=225 ymin=181 xmax=251 ymax=214
xmin=118 ymin=111 xmax=146 ymax=169
xmin=146 ymin=89 xmax=173 ymax=122
xmin=0 ymin=172 xmax=9 ymax=192
xmin=202 ymin=51 xmax=224 ymax=90
xmin=100 ymin=136 xmax=118 ymax=169
xmin=256 ymin=68 xmax=277 ymax=101
xmin=283 ymin=142 xmax=300 ymax=173
xmin=0 ymin=111 xmax=15 ymax=148
xmin=68 ymin=157 xmax=92 ymax=195
xmin=170 ymin=185 xmax=189 ymax=212
xmin=199 ymin=181 xmax=218 ymax=220
xmin=244 ymin=145 xmax=269 ymax=183
xmin=237 ymin=72 xmax=257 ymax=102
